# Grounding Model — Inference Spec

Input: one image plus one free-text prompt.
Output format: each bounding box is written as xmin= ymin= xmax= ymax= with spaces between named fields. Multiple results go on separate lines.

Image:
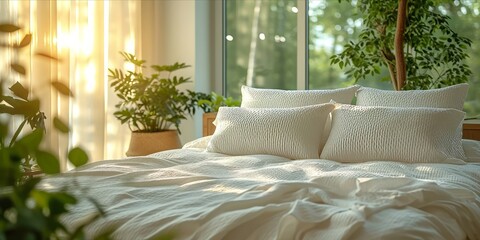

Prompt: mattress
xmin=40 ymin=148 xmax=480 ymax=240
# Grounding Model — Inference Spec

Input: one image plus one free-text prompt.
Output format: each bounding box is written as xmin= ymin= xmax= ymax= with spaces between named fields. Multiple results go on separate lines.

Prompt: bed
xmin=40 ymin=84 xmax=480 ymax=239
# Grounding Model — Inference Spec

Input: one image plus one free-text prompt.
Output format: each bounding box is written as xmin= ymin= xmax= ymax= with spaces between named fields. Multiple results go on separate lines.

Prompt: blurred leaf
xmin=9 ymin=81 xmax=29 ymax=100
xmin=31 ymin=190 xmax=50 ymax=208
xmin=35 ymin=52 xmax=61 ymax=62
xmin=16 ymin=129 xmax=43 ymax=152
xmin=51 ymin=81 xmax=73 ymax=97
xmin=48 ymin=195 xmax=70 ymax=216
xmin=53 ymin=117 xmax=69 ymax=133
xmin=10 ymin=63 xmax=26 ymax=75
xmin=16 ymin=207 xmax=47 ymax=232
xmin=9 ymin=119 xmax=27 ymax=147
xmin=68 ymin=147 xmax=88 ymax=167
xmin=0 ymin=104 xmax=15 ymax=114
xmin=2 ymin=96 xmax=40 ymax=117
xmin=15 ymin=34 xmax=32 ymax=48
xmin=0 ymin=23 xmax=21 ymax=32
xmin=36 ymin=150 xmax=60 ymax=174
xmin=30 ymin=111 xmax=46 ymax=130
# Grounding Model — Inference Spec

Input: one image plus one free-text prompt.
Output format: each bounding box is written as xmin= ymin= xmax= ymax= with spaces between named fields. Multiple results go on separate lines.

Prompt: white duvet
xmin=41 ymin=148 xmax=480 ymax=240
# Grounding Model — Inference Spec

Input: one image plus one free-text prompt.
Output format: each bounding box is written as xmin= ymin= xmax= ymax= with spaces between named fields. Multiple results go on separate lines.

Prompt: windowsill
xmin=464 ymin=119 xmax=480 ymax=128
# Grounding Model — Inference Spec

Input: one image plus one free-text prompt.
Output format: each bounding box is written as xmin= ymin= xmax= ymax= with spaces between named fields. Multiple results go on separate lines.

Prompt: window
xmin=224 ymin=0 xmax=479 ymax=117
xmin=224 ymin=0 xmax=299 ymax=98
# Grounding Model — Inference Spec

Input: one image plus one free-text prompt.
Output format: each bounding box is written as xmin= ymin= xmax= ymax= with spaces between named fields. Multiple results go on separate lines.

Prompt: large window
xmin=224 ymin=0 xmax=299 ymax=98
xmin=224 ymin=0 xmax=479 ymax=117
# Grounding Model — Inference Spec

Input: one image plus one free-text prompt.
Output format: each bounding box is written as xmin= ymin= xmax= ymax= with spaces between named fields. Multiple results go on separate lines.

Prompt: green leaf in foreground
xmin=0 ymin=23 xmax=21 ymax=32
xmin=36 ymin=150 xmax=60 ymax=174
xmin=16 ymin=129 xmax=43 ymax=152
xmin=10 ymin=63 xmax=26 ymax=75
xmin=16 ymin=34 xmax=32 ymax=48
xmin=68 ymin=147 xmax=89 ymax=167
xmin=35 ymin=52 xmax=61 ymax=62
xmin=51 ymin=81 xmax=74 ymax=97
xmin=53 ymin=117 xmax=69 ymax=133
xmin=9 ymin=81 xmax=29 ymax=100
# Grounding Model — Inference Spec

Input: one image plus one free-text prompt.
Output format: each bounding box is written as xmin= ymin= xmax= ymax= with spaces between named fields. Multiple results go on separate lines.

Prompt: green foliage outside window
xmin=309 ymin=0 xmax=480 ymax=117
xmin=330 ymin=0 xmax=472 ymax=91
xmin=224 ymin=0 xmax=480 ymax=117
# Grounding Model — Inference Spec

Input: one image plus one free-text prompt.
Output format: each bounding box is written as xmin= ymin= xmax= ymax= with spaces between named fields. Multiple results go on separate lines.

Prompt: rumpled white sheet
xmin=41 ymin=149 xmax=480 ymax=240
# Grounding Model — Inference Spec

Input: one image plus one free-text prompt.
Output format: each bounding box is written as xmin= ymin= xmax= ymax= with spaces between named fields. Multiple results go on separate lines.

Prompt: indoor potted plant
xmin=197 ymin=92 xmax=240 ymax=136
xmin=108 ymin=52 xmax=200 ymax=156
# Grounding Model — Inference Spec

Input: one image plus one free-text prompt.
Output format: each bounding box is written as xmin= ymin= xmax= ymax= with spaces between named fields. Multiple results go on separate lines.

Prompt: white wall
xmin=141 ymin=0 xmax=198 ymax=144
xmin=140 ymin=0 xmax=220 ymax=144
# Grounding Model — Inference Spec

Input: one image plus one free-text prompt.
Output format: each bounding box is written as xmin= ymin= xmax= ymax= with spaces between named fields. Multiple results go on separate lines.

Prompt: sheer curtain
xmin=1 ymin=1 xmax=144 ymax=169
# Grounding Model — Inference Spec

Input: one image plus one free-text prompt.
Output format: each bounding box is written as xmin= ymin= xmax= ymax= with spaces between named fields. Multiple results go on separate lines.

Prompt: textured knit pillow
xmin=462 ymin=139 xmax=480 ymax=163
xmin=240 ymin=85 xmax=360 ymax=152
xmin=182 ymin=136 xmax=212 ymax=150
xmin=356 ymin=83 xmax=469 ymax=110
xmin=320 ymin=105 xmax=466 ymax=164
xmin=207 ymin=104 xmax=335 ymax=159
xmin=241 ymin=85 xmax=360 ymax=108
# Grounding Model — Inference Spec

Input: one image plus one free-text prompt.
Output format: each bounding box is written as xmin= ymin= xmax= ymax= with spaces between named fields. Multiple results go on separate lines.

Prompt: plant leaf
xmin=10 ymin=63 xmax=26 ymax=75
xmin=68 ymin=147 xmax=89 ymax=167
xmin=2 ymin=96 xmax=40 ymax=116
xmin=53 ymin=116 xmax=69 ymax=133
xmin=15 ymin=129 xmax=43 ymax=152
xmin=0 ymin=23 xmax=21 ymax=32
xmin=36 ymin=52 xmax=61 ymax=62
xmin=36 ymin=150 xmax=60 ymax=174
xmin=9 ymin=81 xmax=29 ymax=100
xmin=51 ymin=81 xmax=74 ymax=97
xmin=0 ymin=104 xmax=15 ymax=114
xmin=15 ymin=34 xmax=32 ymax=48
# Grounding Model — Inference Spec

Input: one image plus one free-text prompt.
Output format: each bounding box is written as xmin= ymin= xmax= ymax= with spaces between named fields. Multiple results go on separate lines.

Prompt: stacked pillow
xmin=207 ymin=85 xmax=360 ymax=159
xmin=319 ymin=105 xmax=466 ymax=163
xmin=355 ymin=83 xmax=468 ymax=110
xmin=322 ymin=83 xmax=469 ymax=163
xmin=206 ymin=104 xmax=334 ymax=160
xmin=206 ymin=83 xmax=470 ymax=163
xmin=240 ymin=85 xmax=360 ymax=108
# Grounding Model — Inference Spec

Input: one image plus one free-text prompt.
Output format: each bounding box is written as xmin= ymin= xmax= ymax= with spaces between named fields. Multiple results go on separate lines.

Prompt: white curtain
xmin=1 ymin=0 xmax=144 ymax=170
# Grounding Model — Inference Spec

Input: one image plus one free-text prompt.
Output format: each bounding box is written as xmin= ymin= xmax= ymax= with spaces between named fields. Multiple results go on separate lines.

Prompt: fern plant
xmin=108 ymin=52 xmax=201 ymax=133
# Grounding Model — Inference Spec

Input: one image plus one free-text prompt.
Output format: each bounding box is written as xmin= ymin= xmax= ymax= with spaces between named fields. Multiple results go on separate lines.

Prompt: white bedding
xmin=41 ymin=148 xmax=480 ymax=240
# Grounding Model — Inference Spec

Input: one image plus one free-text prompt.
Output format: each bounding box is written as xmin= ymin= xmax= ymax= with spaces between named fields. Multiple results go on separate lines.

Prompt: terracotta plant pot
xmin=203 ymin=112 xmax=217 ymax=136
xmin=126 ymin=130 xmax=181 ymax=157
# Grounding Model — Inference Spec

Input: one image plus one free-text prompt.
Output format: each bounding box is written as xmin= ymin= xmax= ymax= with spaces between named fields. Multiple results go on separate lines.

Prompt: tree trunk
xmin=377 ymin=23 xmax=397 ymax=90
xmin=395 ymin=0 xmax=407 ymax=90
xmin=246 ymin=0 xmax=262 ymax=86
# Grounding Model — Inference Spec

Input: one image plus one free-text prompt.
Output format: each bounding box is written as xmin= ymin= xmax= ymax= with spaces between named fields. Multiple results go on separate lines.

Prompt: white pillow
xmin=241 ymin=85 xmax=360 ymax=108
xmin=320 ymin=105 xmax=466 ymax=164
xmin=182 ymin=136 xmax=212 ymax=150
xmin=207 ymin=104 xmax=335 ymax=160
xmin=462 ymin=139 xmax=480 ymax=162
xmin=356 ymin=83 xmax=469 ymax=110
xmin=240 ymin=85 xmax=360 ymax=152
